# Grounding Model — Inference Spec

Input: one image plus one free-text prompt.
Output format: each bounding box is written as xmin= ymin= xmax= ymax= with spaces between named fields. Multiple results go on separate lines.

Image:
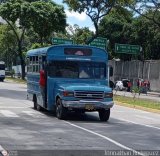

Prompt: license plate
xmin=85 ymin=104 xmax=94 ymax=110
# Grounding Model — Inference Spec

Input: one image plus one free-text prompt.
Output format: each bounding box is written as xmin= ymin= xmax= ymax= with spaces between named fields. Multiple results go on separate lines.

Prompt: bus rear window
xmin=64 ymin=48 xmax=92 ymax=56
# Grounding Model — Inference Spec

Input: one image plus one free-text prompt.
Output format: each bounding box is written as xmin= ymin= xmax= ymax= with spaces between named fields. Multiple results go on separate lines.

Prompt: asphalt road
xmin=0 ymin=81 xmax=160 ymax=156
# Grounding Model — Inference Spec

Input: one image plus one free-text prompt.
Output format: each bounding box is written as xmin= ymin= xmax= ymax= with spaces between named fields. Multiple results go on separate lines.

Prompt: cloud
xmin=65 ymin=10 xmax=87 ymax=21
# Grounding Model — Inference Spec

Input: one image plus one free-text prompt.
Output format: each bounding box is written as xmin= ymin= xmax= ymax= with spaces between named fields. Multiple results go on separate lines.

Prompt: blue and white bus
xmin=0 ymin=61 xmax=5 ymax=82
xmin=26 ymin=45 xmax=114 ymax=121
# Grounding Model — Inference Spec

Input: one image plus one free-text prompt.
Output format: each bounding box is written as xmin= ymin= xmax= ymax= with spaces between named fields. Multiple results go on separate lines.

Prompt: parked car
xmin=115 ymin=80 xmax=125 ymax=91
xmin=115 ymin=79 xmax=130 ymax=91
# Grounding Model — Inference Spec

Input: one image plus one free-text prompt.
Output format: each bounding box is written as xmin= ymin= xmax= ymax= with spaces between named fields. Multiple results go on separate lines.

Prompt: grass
xmin=5 ymin=77 xmax=26 ymax=84
xmin=114 ymin=95 xmax=160 ymax=112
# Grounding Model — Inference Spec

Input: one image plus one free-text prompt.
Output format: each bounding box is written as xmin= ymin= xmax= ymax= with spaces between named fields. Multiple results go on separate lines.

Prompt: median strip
xmin=114 ymin=95 xmax=160 ymax=114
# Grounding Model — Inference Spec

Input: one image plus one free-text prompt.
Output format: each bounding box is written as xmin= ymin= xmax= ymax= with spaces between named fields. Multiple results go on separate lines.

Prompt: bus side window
xmin=29 ymin=56 xmax=33 ymax=73
xmin=32 ymin=56 xmax=36 ymax=72
xmin=26 ymin=57 xmax=30 ymax=72
xmin=35 ymin=56 xmax=39 ymax=73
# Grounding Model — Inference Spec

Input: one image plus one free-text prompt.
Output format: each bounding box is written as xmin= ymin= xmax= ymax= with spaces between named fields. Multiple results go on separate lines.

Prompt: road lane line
xmin=119 ymin=118 xmax=160 ymax=130
xmin=0 ymin=145 xmax=9 ymax=156
xmin=0 ymin=110 xmax=19 ymax=117
xmin=65 ymin=121 xmax=144 ymax=156
xmin=0 ymin=106 xmax=28 ymax=109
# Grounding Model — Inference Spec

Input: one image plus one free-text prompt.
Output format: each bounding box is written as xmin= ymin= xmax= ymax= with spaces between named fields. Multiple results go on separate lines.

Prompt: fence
xmin=109 ymin=60 xmax=160 ymax=92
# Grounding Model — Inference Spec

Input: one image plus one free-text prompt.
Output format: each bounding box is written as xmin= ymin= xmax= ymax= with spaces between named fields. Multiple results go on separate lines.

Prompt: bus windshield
xmin=48 ymin=61 xmax=106 ymax=79
xmin=0 ymin=64 xmax=5 ymax=70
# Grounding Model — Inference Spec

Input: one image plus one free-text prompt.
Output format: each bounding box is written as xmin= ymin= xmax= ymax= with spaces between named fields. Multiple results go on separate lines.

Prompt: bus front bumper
xmin=62 ymin=100 xmax=114 ymax=110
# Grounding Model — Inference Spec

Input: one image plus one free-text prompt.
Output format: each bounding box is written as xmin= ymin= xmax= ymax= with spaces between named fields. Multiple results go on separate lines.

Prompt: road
xmin=0 ymin=81 xmax=160 ymax=156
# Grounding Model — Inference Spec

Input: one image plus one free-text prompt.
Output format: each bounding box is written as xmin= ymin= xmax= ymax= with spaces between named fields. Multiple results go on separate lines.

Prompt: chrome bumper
xmin=62 ymin=100 xmax=114 ymax=109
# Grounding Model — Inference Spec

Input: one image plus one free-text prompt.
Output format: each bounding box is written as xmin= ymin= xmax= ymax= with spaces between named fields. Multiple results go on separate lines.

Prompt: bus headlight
xmin=104 ymin=92 xmax=113 ymax=98
xmin=63 ymin=91 xmax=74 ymax=97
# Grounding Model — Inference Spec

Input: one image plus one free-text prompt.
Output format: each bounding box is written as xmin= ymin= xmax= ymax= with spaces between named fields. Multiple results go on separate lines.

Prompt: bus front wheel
xmin=56 ymin=98 xmax=67 ymax=119
xmin=98 ymin=109 xmax=110 ymax=121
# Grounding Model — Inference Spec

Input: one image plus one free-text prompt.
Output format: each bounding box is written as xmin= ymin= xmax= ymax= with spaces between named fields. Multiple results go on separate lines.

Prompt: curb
xmin=114 ymin=100 xmax=160 ymax=114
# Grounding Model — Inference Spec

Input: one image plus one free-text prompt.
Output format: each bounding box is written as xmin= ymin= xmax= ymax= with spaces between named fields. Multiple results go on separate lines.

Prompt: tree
xmin=63 ymin=0 xmax=133 ymax=44
xmin=99 ymin=8 xmax=133 ymax=60
xmin=99 ymin=8 xmax=160 ymax=60
xmin=128 ymin=0 xmax=160 ymax=27
xmin=0 ymin=0 xmax=66 ymax=79
xmin=0 ymin=0 xmax=33 ymax=79
xmin=0 ymin=24 xmax=17 ymax=69
xmin=130 ymin=13 xmax=160 ymax=60
xmin=30 ymin=1 xmax=66 ymax=45
xmin=66 ymin=24 xmax=93 ymax=45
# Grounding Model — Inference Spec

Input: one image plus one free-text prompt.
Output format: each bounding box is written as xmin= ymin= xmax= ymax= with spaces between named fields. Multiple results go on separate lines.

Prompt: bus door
xmin=39 ymin=55 xmax=47 ymax=108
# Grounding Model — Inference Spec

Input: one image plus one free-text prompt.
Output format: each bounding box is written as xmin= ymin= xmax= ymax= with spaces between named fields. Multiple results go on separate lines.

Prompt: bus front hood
xmin=56 ymin=82 xmax=112 ymax=92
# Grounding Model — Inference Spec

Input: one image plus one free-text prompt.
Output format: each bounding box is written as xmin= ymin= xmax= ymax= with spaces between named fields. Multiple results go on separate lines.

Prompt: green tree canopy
xmin=30 ymin=1 xmax=66 ymax=45
xmin=99 ymin=8 xmax=133 ymax=60
xmin=66 ymin=24 xmax=93 ymax=45
xmin=63 ymin=0 xmax=133 ymax=44
xmin=0 ymin=0 xmax=67 ymax=79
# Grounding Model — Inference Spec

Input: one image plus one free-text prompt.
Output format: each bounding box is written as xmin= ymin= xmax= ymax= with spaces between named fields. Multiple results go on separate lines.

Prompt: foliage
xmin=63 ymin=0 xmax=133 ymax=44
xmin=114 ymin=95 xmax=160 ymax=111
xmin=99 ymin=8 xmax=133 ymax=60
xmin=0 ymin=0 xmax=67 ymax=79
xmin=0 ymin=0 xmax=34 ymax=79
xmin=30 ymin=43 xmax=51 ymax=49
xmin=0 ymin=24 xmax=17 ymax=69
xmin=30 ymin=1 xmax=66 ymax=45
xmin=130 ymin=11 xmax=160 ymax=60
xmin=131 ymin=86 xmax=140 ymax=100
xmin=99 ymin=8 xmax=160 ymax=60
xmin=128 ymin=0 xmax=160 ymax=27
xmin=66 ymin=24 xmax=93 ymax=45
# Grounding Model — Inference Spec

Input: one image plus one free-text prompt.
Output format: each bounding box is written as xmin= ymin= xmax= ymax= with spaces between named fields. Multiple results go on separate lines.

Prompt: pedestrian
xmin=137 ymin=78 xmax=140 ymax=89
xmin=39 ymin=69 xmax=46 ymax=107
xmin=144 ymin=80 xmax=148 ymax=95
xmin=127 ymin=81 xmax=132 ymax=92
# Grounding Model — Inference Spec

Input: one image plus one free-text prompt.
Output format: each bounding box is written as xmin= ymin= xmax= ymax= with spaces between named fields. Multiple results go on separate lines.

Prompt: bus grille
xmin=74 ymin=91 xmax=104 ymax=99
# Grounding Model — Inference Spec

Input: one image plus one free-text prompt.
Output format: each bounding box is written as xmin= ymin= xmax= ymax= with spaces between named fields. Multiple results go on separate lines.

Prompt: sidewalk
xmin=113 ymin=90 xmax=160 ymax=102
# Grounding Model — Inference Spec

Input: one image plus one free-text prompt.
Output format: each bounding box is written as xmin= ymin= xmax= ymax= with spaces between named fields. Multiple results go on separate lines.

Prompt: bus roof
xmin=26 ymin=45 xmax=108 ymax=62
xmin=27 ymin=45 xmax=107 ymax=55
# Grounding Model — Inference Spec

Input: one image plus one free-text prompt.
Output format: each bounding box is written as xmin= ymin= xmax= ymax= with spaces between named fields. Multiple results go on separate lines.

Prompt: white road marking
xmin=65 ymin=121 xmax=144 ymax=156
xmin=0 ymin=145 xmax=8 ymax=155
xmin=135 ymin=115 xmax=155 ymax=120
xmin=119 ymin=118 xmax=160 ymax=130
xmin=0 ymin=110 xmax=19 ymax=117
xmin=22 ymin=111 xmax=47 ymax=118
xmin=0 ymin=106 xmax=28 ymax=109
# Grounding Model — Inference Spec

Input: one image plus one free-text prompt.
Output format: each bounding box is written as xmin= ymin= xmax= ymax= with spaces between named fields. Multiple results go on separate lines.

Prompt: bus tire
xmin=98 ymin=109 xmax=110 ymax=122
xmin=56 ymin=98 xmax=67 ymax=120
xmin=33 ymin=95 xmax=42 ymax=111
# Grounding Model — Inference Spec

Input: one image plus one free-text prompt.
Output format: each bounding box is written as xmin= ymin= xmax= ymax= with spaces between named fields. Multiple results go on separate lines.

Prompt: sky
xmin=53 ymin=0 xmax=95 ymax=31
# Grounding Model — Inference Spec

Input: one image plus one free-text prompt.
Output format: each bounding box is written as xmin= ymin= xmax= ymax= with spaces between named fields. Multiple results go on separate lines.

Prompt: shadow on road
xmin=34 ymin=108 xmax=108 ymax=123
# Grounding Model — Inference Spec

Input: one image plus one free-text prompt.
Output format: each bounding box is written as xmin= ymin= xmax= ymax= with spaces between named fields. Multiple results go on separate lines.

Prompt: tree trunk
xmin=18 ymin=41 xmax=25 ymax=80
xmin=85 ymin=22 xmax=99 ymax=45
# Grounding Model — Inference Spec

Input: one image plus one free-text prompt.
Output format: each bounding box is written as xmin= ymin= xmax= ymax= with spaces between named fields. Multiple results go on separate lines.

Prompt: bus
xmin=0 ymin=61 xmax=5 ymax=82
xmin=26 ymin=45 xmax=114 ymax=121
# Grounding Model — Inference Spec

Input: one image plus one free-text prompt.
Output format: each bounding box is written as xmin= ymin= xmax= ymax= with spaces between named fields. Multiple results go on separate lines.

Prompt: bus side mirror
xmin=109 ymin=66 xmax=113 ymax=77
